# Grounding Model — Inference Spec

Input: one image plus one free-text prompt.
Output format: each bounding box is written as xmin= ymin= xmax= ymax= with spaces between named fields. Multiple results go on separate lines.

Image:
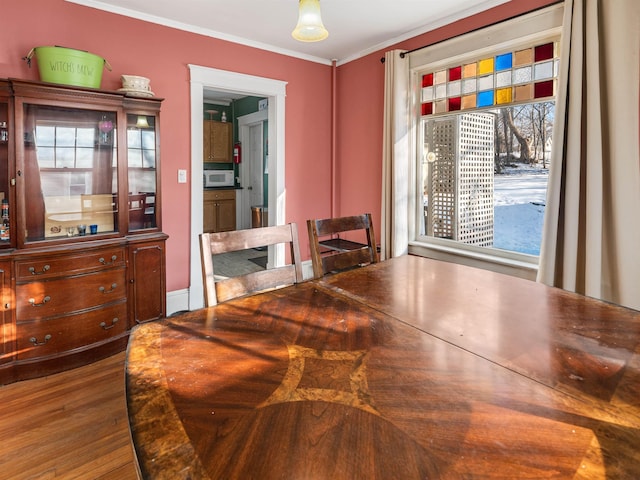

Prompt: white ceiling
xmin=66 ymin=0 xmax=510 ymax=66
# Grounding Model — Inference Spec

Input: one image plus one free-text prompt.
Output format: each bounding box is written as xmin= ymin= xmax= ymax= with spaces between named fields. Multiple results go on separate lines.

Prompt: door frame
xmin=188 ymin=65 xmax=287 ymax=310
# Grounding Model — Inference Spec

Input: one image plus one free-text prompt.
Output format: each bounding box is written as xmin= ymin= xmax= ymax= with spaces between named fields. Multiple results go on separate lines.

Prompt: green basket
xmin=24 ymin=46 xmax=111 ymax=88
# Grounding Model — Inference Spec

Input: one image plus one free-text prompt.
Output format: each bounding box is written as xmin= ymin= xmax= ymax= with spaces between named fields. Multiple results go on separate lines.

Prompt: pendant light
xmin=292 ymin=0 xmax=329 ymax=42
xmin=136 ymin=116 xmax=150 ymax=129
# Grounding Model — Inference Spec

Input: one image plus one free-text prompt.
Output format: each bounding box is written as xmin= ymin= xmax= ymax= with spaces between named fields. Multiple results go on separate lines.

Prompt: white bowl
xmin=121 ymin=75 xmax=151 ymax=91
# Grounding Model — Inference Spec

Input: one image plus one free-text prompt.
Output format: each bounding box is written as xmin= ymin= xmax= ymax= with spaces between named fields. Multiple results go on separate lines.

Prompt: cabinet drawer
xmin=16 ymin=247 xmax=126 ymax=281
xmin=204 ymin=189 xmax=235 ymax=201
xmin=16 ymin=268 xmax=126 ymax=321
xmin=16 ymin=301 xmax=128 ymax=360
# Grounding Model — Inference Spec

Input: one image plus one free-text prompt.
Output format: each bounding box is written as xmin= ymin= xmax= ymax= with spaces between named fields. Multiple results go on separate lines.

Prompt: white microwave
xmin=204 ymin=170 xmax=234 ymax=187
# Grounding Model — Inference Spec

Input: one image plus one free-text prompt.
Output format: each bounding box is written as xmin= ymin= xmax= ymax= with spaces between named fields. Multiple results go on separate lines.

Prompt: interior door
xmin=238 ymin=109 xmax=268 ymax=230
xmin=247 ymin=123 xmax=264 ymax=219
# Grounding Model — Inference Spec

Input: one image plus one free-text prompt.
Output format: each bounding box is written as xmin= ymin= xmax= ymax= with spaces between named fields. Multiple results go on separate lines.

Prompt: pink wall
xmin=2 ymin=0 xmax=333 ymax=292
xmin=1 ymin=0 xmax=559 ymax=293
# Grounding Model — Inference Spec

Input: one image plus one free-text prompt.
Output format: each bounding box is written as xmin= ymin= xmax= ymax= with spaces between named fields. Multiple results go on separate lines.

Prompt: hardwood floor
xmin=0 ymin=352 xmax=138 ymax=480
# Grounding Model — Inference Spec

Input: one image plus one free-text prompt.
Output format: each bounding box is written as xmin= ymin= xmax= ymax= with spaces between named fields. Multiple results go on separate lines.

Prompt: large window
xmin=409 ymin=6 xmax=562 ymax=267
xmin=420 ymin=100 xmax=556 ymax=256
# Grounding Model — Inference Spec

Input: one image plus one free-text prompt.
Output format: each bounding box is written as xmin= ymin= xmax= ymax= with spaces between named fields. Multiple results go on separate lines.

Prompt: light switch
xmin=177 ymin=169 xmax=187 ymax=183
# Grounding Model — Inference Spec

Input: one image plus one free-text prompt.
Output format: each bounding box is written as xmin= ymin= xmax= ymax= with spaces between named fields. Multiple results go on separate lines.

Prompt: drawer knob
xmin=29 ymin=295 xmax=51 ymax=307
xmin=28 ymin=265 xmax=50 ymax=275
xmin=99 ymin=283 xmax=118 ymax=294
xmin=100 ymin=318 xmax=119 ymax=330
xmin=29 ymin=334 xmax=52 ymax=346
xmin=99 ymin=255 xmax=118 ymax=265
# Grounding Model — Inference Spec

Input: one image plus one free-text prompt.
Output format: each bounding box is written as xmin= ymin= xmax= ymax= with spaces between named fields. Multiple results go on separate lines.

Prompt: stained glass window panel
xmin=419 ymin=40 xmax=558 ymax=116
xmin=514 ymin=66 xmax=532 ymax=84
xmin=514 ymin=84 xmax=533 ymax=101
xmin=534 ymin=80 xmax=554 ymax=98
xmin=478 ymin=75 xmax=493 ymax=91
xmin=496 ymin=71 xmax=512 ymax=87
xmin=461 ymin=94 xmax=476 ymax=109
xmin=462 ymin=78 xmax=476 ymax=94
xmin=477 ymin=90 xmax=494 ymax=107
xmin=534 ymin=61 xmax=554 ymax=80
xmin=448 ymin=80 xmax=461 ymax=97
xmin=496 ymin=88 xmax=512 ymax=104
xmin=514 ymin=48 xmax=533 ymax=66
xmin=495 ymin=53 xmax=512 ymax=71
xmin=434 ymin=70 xmax=447 ymax=84
xmin=434 ymin=100 xmax=447 ymax=113
xmin=478 ymin=58 xmax=494 ymax=74
xmin=463 ymin=63 xmax=477 ymax=77
xmin=534 ymin=42 xmax=554 ymax=61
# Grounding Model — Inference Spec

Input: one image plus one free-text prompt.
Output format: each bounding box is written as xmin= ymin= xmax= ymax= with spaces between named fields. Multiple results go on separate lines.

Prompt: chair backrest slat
xmin=321 ymin=248 xmax=375 ymax=275
xmin=215 ymin=265 xmax=298 ymax=304
xmin=307 ymin=213 xmax=379 ymax=279
xmin=199 ymin=223 xmax=303 ymax=306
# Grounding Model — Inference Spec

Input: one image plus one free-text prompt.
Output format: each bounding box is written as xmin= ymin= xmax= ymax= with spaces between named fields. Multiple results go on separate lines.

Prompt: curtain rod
xmin=379 ymin=0 xmax=563 ymax=63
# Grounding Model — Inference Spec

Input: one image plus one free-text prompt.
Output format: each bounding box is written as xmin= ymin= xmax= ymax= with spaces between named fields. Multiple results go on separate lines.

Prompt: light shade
xmin=292 ymin=0 xmax=328 ymax=42
xmin=136 ymin=116 xmax=150 ymax=128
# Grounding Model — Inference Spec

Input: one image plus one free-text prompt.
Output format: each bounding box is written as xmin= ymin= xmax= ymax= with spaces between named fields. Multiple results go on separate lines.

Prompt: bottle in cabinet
xmin=0 ymin=199 xmax=9 ymax=241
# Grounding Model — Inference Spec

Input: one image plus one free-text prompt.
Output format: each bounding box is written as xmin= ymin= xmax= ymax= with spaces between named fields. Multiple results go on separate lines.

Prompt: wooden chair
xmin=307 ymin=213 xmax=379 ymax=278
xmin=199 ymin=223 xmax=303 ymax=306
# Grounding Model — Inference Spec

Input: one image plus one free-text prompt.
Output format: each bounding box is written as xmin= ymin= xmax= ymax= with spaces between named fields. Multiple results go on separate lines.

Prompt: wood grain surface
xmin=127 ymin=255 xmax=640 ymax=479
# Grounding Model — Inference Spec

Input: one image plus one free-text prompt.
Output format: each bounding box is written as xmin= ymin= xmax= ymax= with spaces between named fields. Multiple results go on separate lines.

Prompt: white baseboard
xmin=166 ymin=288 xmax=190 ymax=316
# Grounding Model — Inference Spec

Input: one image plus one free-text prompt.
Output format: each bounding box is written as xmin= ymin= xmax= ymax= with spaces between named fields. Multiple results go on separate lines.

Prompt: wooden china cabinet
xmin=0 ymin=79 xmax=167 ymax=384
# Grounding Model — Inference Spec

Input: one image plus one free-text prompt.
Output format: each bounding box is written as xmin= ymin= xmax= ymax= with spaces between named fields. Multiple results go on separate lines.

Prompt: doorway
xmin=188 ymin=65 xmax=287 ymax=310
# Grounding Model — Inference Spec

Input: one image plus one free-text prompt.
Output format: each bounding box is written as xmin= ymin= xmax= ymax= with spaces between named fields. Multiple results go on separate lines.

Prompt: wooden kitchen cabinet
xmin=128 ymin=236 xmax=166 ymax=325
xmin=0 ymin=79 xmax=168 ymax=384
xmin=204 ymin=120 xmax=233 ymax=163
xmin=204 ymin=189 xmax=236 ymax=233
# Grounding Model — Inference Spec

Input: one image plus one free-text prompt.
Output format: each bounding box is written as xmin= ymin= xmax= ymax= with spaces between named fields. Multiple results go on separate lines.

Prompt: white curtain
xmin=537 ymin=0 xmax=640 ymax=310
xmin=381 ymin=50 xmax=410 ymax=260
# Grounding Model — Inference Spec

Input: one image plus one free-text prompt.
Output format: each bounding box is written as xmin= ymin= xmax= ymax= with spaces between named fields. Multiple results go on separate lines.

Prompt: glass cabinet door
xmin=21 ymin=103 xmax=118 ymax=243
xmin=0 ymin=83 xmax=10 ymax=248
xmin=127 ymin=113 xmax=157 ymax=231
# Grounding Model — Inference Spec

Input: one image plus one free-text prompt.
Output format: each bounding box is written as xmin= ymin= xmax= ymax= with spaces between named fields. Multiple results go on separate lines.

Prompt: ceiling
xmin=67 ymin=0 xmax=510 ymax=66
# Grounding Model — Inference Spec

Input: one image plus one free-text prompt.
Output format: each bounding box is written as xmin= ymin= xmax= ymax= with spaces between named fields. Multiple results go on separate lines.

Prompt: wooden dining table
xmin=125 ymin=255 xmax=640 ymax=479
